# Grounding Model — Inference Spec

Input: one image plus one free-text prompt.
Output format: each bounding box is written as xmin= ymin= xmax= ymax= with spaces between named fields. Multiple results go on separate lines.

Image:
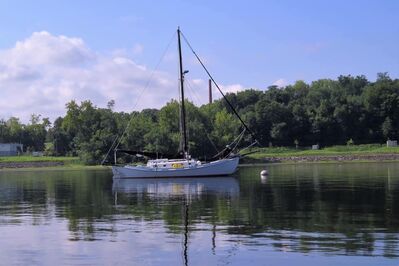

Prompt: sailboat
xmin=111 ymin=28 xmax=256 ymax=178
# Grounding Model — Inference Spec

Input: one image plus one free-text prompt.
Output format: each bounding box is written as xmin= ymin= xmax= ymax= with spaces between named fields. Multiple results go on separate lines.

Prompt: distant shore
xmin=0 ymin=153 xmax=399 ymax=171
xmin=242 ymin=153 xmax=399 ymax=164
xmin=0 ymin=161 xmax=65 ymax=169
xmin=0 ymin=156 xmax=81 ymax=169
xmin=2 ymin=144 xmax=399 ymax=169
xmin=244 ymin=144 xmax=399 ymax=163
xmin=0 ymin=161 xmax=108 ymax=170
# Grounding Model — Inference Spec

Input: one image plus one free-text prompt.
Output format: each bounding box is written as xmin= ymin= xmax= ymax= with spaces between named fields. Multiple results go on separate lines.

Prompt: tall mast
xmin=177 ymin=27 xmax=188 ymax=158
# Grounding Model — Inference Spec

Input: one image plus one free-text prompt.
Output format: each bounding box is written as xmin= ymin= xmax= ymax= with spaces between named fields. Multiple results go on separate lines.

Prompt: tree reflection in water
xmin=1 ymin=163 xmax=399 ymax=260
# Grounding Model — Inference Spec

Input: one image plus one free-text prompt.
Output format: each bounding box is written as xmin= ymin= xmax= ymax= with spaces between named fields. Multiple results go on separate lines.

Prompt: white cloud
xmin=220 ymin=83 xmax=245 ymax=94
xmin=184 ymin=78 xmax=246 ymax=106
xmin=0 ymin=31 xmax=245 ymax=123
xmin=0 ymin=31 xmax=94 ymax=67
xmin=272 ymin=78 xmax=288 ymax=88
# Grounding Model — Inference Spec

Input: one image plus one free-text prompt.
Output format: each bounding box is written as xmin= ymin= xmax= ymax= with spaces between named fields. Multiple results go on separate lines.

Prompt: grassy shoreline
xmin=246 ymin=144 xmax=399 ymax=158
xmin=241 ymin=156 xmax=399 ymax=164
xmin=1 ymin=144 xmax=399 ymax=169
xmin=0 ymin=156 xmax=82 ymax=169
xmin=244 ymin=144 xmax=399 ymax=163
xmin=0 ymin=165 xmax=110 ymax=172
xmin=0 ymin=156 xmax=80 ymax=163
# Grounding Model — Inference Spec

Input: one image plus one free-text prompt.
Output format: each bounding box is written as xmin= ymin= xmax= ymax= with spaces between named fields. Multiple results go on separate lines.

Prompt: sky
xmin=0 ymin=0 xmax=398 ymax=122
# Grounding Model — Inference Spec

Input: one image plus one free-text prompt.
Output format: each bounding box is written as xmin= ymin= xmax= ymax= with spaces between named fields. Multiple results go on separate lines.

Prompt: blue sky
xmin=1 ymin=0 xmax=398 ymax=121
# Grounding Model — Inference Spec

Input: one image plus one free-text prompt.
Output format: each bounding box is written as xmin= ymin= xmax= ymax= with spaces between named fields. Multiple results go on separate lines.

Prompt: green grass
xmin=246 ymin=144 xmax=399 ymax=159
xmin=0 ymin=156 xmax=81 ymax=165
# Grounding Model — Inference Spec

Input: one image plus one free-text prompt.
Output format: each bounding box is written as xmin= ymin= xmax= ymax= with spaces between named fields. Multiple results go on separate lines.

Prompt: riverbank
xmin=242 ymin=153 xmax=399 ymax=163
xmin=244 ymin=144 xmax=399 ymax=163
xmin=0 ymin=156 xmax=81 ymax=169
xmin=2 ymin=144 xmax=399 ymax=169
xmin=0 ymin=161 xmax=65 ymax=168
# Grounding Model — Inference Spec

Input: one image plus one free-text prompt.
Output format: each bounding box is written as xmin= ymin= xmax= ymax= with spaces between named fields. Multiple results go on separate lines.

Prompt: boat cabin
xmin=146 ymin=158 xmax=201 ymax=169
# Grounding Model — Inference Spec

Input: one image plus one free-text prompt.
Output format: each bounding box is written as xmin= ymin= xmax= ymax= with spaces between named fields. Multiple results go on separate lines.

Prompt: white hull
xmin=112 ymin=157 xmax=239 ymax=178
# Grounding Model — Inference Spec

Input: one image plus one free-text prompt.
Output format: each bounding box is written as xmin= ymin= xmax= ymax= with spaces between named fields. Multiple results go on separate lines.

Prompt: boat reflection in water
xmin=112 ymin=176 xmax=240 ymax=199
xmin=112 ymin=176 xmax=239 ymax=266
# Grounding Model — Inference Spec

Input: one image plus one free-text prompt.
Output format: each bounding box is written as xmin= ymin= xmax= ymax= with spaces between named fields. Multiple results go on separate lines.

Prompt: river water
xmin=0 ymin=162 xmax=399 ymax=265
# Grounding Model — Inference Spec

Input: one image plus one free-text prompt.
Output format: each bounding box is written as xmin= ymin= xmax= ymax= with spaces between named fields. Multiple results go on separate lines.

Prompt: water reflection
xmin=237 ymin=164 xmax=399 ymax=259
xmin=112 ymin=177 xmax=240 ymax=199
xmin=1 ymin=163 xmax=399 ymax=264
xmin=113 ymin=177 xmax=239 ymax=266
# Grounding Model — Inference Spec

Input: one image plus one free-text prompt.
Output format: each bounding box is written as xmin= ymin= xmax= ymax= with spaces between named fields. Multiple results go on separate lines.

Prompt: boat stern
xmin=112 ymin=166 xmax=123 ymax=177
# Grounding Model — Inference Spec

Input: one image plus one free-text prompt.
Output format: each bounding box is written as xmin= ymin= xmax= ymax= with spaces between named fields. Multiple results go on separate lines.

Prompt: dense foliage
xmin=0 ymin=114 xmax=50 ymax=152
xmin=1 ymin=73 xmax=399 ymax=164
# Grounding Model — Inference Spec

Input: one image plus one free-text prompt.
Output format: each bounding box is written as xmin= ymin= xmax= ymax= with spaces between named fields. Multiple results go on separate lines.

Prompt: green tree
xmin=212 ymin=109 xmax=241 ymax=148
xmin=382 ymin=117 xmax=394 ymax=140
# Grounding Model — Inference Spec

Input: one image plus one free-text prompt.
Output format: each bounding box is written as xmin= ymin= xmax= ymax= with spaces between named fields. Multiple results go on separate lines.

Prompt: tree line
xmin=1 ymin=73 xmax=398 ymax=164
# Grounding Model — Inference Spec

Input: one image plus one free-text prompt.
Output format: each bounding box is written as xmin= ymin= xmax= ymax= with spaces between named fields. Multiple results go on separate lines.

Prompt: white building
xmin=0 ymin=143 xmax=23 ymax=156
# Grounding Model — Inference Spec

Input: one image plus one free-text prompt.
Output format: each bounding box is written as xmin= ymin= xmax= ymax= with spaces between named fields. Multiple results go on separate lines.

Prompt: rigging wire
xmin=180 ymin=31 xmax=260 ymax=146
xmin=230 ymin=128 xmax=246 ymax=154
xmin=184 ymin=79 xmax=220 ymax=154
xmin=103 ymin=28 xmax=261 ymax=164
xmin=212 ymin=128 xmax=246 ymax=159
xmin=239 ymin=141 xmax=259 ymax=153
xmin=185 ymin=78 xmax=258 ymax=158
xmin=101 ymin=31 xmax=177 ymax=165
xmin=101 ymin=135 xmax=119 ymax=165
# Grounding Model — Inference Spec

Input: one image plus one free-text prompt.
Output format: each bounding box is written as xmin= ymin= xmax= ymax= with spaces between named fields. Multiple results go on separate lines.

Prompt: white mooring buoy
xmin=260 ymin=169 xmax=268 ymax=176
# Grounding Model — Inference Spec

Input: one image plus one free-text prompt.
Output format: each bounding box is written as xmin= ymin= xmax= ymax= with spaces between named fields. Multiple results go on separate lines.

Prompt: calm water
xmin=1 ymin=163 xmax=399 ymax=265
